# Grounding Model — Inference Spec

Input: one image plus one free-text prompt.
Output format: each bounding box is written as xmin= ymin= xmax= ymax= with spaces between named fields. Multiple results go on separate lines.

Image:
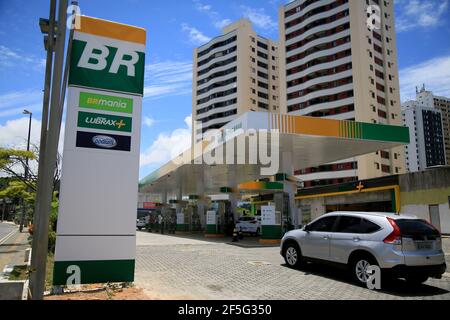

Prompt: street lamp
xmin=23 ymin=109 xmax=32 ymax=155
xmin=20 ymin=109 xmax=32 ymax=231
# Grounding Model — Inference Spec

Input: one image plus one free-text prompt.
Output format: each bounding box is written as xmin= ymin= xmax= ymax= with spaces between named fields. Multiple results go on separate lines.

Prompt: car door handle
xmin=323 ymin=236 xmax=329 ymax=240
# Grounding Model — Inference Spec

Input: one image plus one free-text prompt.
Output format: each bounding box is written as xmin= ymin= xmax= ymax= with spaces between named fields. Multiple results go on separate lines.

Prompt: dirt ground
xmin=44 ymin=285 xmax=152 ymax=300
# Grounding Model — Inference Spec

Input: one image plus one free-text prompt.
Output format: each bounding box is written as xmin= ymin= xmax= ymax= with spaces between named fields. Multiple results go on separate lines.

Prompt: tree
xmin=0 ymin=145 xmax=61 ymax=192
xmin=1 ymin=146 xmax=61 ymax=252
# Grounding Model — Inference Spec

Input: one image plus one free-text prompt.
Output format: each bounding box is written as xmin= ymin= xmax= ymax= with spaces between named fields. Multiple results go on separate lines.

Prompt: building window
xmin=380 ymin=151 xmax=390 ymax=159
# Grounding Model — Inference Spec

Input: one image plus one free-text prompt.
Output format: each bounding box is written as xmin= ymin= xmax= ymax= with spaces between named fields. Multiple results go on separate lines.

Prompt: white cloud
xmin=0 ymin=116 xmax=65 ymax=153
xmin=143 ymin=61 xmax=192 ymax=100
xmin=241 ymin=6 xmax=277 ymax=30
xmin=0 ymin=89 xmax=43 ymax=120
xmin=0 ymin=117 xmax=42 ymax=149
xmin=0 ymin=117 xmax=65 ymax=178
xmin=140 ymin=115 xmax=192 ymax=168
xmin=181 ymin=23 xmax=211 ymax=45
xmin=194 ymin=0 xmax=212 ymax=12
xmin=193 ymin=0 xmax=232 ymax=30
xmin=399 ymin=55 xmax=450 ymax=102
xmin=395 ymin=0 xmax=449 ymax=32
xmin=0 ymin=45 xmax=44 ymax=70
xmin=143 ymin=116 xmax=155 ymax=127
xmin=215 ymin=19 xmax=232 ymax=29
xmin=0 ymin=90 xmax=42 ymax=110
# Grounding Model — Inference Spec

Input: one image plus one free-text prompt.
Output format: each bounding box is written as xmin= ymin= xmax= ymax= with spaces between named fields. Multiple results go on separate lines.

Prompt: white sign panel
xmin=207 ymin=210 xmax=217 ymax=225
xmin=261 ymin=206 xmax=277 ymax=225
xmin=176 ymin=213 xmax=185 ymax=225
xmin=53 ymin=16 xmax=146 ymax=286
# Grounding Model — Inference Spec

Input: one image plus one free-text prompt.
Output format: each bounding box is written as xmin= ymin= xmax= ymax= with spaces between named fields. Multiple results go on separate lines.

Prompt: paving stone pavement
xmin=134 ymin=232 xmax=450 ymax=300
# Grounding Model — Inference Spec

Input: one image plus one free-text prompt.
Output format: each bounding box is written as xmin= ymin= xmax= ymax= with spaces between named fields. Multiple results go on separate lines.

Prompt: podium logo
xmin=76 ymin=131 xmax=131 ymax=152
xmin=92 ymin=135 xmax=118 ymax=149
xmin=77 ymin=111 xmax=132 ymax=132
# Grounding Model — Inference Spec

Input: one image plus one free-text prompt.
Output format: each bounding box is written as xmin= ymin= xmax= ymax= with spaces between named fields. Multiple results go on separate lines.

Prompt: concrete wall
xmin=399 ymin=168 xmax=450 ymax=234
xmin=0 ymin=281 xmax=25 ymax=300
xmin=297 ymin=190 xmax=391 ymax=223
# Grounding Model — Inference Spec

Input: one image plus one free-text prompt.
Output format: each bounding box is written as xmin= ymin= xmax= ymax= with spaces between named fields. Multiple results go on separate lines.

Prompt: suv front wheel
xmin=283 ymin=242 xmax=303 ymax=269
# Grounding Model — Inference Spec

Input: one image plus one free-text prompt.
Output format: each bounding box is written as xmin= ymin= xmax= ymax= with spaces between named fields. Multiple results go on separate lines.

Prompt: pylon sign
xmin=53 ymin=16 xmax=146 ymax=285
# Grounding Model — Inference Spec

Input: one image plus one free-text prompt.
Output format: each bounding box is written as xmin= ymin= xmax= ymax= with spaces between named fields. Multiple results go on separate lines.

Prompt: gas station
xmin=139 ymin=111 xmax=410 ymax=243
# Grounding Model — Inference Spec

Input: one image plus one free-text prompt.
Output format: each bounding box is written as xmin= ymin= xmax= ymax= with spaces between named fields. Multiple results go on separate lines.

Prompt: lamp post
xmin=23 ymin=109 xmax=32 ymax=171
xmin=20 ymin=109 xmax=32 ymax=232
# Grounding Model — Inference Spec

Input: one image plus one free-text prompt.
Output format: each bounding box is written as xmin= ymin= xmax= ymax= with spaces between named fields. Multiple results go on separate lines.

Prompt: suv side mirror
xmin=304 ymin=225 xmax=311 ymax=232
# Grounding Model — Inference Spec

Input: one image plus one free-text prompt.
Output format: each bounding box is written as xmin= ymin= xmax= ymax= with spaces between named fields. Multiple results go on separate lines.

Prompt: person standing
xmin=158 ymin=214 xmax=164 ymax=234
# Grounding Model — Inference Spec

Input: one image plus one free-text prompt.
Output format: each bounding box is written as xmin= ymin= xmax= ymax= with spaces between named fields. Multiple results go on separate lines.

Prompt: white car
xmin=136 ymin=218 xmax=146 ymax=230
xmin=236 ymin=216 xmax=261 ymax=235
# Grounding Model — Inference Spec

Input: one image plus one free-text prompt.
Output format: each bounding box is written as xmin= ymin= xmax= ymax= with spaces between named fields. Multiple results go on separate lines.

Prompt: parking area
xmin=134 ymin=231 xmax=450 ymax=300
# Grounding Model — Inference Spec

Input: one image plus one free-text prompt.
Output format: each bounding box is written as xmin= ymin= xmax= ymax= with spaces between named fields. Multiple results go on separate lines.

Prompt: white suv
xmin=236 ymin=216 xmax=261 ymax=235
xmin=281 ymin=211 xmax=446 ymax=286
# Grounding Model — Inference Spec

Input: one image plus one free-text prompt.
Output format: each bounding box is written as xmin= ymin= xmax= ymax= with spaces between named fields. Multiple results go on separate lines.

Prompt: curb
xmin=204 ymin=234 xmax=226 ymax=238
xmin=259 ymin=239 xmax=281 ymax=245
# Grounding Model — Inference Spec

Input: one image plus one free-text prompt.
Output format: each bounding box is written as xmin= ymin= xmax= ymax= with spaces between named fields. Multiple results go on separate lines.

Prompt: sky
xmin=0 ymin=0 xmax=449 ymax=180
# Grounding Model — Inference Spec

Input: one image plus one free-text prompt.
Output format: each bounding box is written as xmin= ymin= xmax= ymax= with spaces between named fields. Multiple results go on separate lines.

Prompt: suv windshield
xmin=396 ymin=219 xmax=440 ymax=239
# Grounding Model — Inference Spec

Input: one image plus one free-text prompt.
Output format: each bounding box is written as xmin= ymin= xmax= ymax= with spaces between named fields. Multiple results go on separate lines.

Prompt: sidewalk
xmin=0 ymin=229 xmax=30 ymax=275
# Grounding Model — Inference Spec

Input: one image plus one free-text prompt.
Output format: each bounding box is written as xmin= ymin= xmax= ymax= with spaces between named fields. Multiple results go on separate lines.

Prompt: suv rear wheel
xmin=283 ymin=242 xmax=303 ymax=269
xmin=350 ymin=254 xmax=379 ymax=286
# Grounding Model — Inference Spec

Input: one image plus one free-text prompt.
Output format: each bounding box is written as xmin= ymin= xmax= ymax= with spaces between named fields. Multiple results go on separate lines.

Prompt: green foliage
xmin=0 ymin=148 xmax=36 ymax=168
xmin=1 ymin=147 xmax=60 ymax=253
xmin=0 ymin=180 xmax=35 ymax=205
xmin=48 ymin=193 xmax=59 ymax=253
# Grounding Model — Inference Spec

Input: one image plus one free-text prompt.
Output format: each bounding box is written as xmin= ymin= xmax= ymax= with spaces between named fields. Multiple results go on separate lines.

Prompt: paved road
xmin=0 ymin=222 xmax=17 ymax=244
xmin=135 ymin=232 xmax=450 ymax=300
xmin=0 ymin=225 xmax=29 ymax=273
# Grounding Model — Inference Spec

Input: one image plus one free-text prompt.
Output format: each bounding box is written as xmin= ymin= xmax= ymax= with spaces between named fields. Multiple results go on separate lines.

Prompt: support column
xmin=282 ymin=151 xmax=298 ymax=229
xmin=176 ymin=188 xmax=182 ymax=213
xmin=175 ymin=188 xmax=188 ymax=232
xmin=160 ymin=190 xmax=168 ymax=233
xmin=229 ymin=167 xmax=239 ymax=222
xmin=196 ymin=174 xmax=205 ymax=230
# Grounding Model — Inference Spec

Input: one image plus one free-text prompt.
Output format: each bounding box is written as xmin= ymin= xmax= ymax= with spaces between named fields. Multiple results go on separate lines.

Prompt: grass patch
xmin=8 ymin=265 xmax=28 ymax=281
xmin=45 ymin=254 xmax=54 ymax=291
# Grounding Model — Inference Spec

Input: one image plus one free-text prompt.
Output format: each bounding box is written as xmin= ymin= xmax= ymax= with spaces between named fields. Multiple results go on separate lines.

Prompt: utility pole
xmin=30 ymin=0 xmax=57 ymax=293
xmin=29 ymin=0 xmax=67 ymax=300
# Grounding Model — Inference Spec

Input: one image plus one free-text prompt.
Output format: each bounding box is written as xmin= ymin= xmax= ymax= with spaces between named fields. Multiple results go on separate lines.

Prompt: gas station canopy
xmin=139 ymin=112 xmax=409 ymax=196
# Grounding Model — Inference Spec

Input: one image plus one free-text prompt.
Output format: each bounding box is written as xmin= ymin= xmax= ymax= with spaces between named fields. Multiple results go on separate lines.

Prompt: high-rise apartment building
xmin=402 ymin=85 xmax=449 ymax=172
xmin=413 ymin=86 xmax=450 ymax=163
xmin=279 ymin=0 xmax=405 ymax=187
xmin=192 ymin=19 xmax=280 ymax=143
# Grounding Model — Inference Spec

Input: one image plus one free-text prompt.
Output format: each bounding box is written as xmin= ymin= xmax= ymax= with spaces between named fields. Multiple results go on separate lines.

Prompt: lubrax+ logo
xmin=77 ymin=111 xmax=132 ymax=133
